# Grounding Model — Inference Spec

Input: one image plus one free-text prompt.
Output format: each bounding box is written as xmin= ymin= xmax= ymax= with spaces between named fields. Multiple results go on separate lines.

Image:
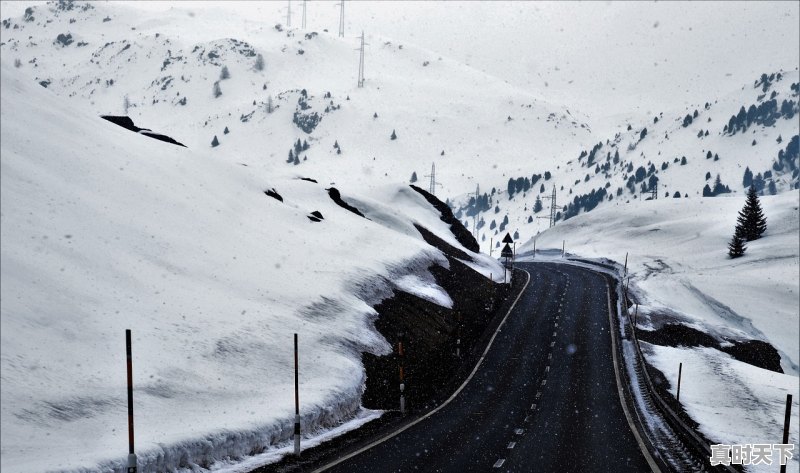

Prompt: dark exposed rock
xmin=100 ymin=115 xmax=185 ymax=147
xmin=410 ymin=185 xmax=479 ymax=253
xmin=327 ymin=188 xmax=365 ymax=218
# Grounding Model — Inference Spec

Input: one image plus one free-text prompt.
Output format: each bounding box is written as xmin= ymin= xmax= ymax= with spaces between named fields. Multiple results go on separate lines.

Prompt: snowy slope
xmin=517 ymin=191 xmax=800 ymax=472
xmin=0 ymin=1 xmax=593 ymax=201
xmin=461 ymin=69 xmax=799 ymax=255
xmin=0 ymin=57 xmax=502 ymax=473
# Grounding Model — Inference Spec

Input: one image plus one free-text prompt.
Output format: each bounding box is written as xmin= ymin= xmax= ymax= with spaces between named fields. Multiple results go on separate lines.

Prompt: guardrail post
xmin=676 ymin=362 xmax=682 ymax=402
xmin=781 ymin=393 xmax=792 ymax=473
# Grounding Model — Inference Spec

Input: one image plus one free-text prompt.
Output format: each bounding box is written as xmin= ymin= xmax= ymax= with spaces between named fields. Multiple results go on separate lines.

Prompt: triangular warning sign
xmin=501 ymin=243 xmax=513 ymax=258
xmin=502 ymin=233 xmax=514 ymax=244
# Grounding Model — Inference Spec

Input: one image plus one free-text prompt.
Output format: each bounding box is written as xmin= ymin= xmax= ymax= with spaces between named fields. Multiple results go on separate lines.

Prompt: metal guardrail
xmin=617 ymin=274 xmax=742 ymax=473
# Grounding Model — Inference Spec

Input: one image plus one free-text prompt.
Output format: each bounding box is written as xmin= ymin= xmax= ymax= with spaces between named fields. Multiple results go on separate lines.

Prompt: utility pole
xmin=286 ymin=0 xmax=292 ymax=28
xmin=357 ymin=31 xmax=367 ymax=88
xmin=539 ymin=185 xmax=561 ymax=228
xmin=301 ymin=0 xmax=306 ymax=29
xmin=338 ymin=1 xmax=345 ymax=38
xmin=425 ymin=163 xmax=441 ymax=196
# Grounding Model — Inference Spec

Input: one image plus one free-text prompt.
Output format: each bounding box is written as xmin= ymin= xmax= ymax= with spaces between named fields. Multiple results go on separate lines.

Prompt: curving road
xmin=317 ymin=262 xmax=653 ymax=472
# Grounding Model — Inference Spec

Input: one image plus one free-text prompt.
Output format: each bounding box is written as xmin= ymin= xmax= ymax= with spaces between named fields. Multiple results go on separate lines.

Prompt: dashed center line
xmin=541 ymin=379 xmax=547 ymax=386
xmin=514 ymin=428 xmax=525 ymax=435
xmin=545 ymin=365 xmax=550 ymax=372
xmin=493 ymin=458 xmax=506 ymax=468
xmin=550 ymin=341 xmax=555 ymax=347
xmin=507 ymin=442 xmax=516 ymax=449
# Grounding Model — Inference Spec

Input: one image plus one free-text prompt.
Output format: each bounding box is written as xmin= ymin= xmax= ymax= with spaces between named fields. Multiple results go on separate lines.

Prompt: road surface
xmin=319 ymin=262 xmax=652 ymax=472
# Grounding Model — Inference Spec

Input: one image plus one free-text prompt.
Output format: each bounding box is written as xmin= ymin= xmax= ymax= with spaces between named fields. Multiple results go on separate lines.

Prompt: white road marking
xmin=550 ymin=341 xmax=555 ymax=347
xmin=493 ymin=459 xmax=506 ymax=468
xmin=515 ymin=428 xmax=524 ymax=435
xmin=507 ymin=442 xmax=516 ymax=449
xmin=541 ymin=379 xmax=547 ymax=386
xmin=548 ymin=353 xmax=552 ymax=360
xmin=545 ymin=365 xmax=550 ymax=372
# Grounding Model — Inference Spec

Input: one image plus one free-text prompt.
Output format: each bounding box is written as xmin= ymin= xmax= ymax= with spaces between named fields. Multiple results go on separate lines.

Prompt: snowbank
xmin=0 ymin=59 xmax=501 ymax=473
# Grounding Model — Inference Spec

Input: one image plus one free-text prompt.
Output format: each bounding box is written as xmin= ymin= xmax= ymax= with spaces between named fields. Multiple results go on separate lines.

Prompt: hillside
xmin=457 ymin=69 xmax=799 ymax=254
xmin=0 ymin=55 xmax=503 ymax=472
xmin=0 ymin=0 xmax=592 ymax=200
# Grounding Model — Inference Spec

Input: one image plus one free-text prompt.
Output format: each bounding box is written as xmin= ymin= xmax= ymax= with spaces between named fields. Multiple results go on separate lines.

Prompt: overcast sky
xmin=2 ymin=1 xmax=798 ymax=122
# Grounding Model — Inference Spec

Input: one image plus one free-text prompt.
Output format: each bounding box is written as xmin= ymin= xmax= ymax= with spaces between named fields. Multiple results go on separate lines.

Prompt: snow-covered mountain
xmin=0 ymin=0 xmax=592 ymax=199
xmin=1 ymin=2 xmax=798 ymax=473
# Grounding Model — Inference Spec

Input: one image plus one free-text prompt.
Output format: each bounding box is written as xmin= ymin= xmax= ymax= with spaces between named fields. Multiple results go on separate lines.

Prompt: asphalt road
xmin=319 ymin=262 xmax=652 ymax=472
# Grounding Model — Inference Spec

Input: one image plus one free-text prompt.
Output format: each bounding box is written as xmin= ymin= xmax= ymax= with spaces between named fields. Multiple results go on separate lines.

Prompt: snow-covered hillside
xmin=0 ymin=0 xmax=592 ymax=202
xmin=460 ymin=69 xmax=799 ymax=255
xmin=517 ymin=191 xmax=800 ymax=473
xmin=0 ymin=56 xmax=502 ymax=473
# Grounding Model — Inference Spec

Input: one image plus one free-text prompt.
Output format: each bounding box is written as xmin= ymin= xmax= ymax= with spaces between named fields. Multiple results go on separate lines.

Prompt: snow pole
xmin=562 ymin=240 xmax=565 ymax=258
xmin=533 ymin=239 xmax=536 ymax=258
xmin=781 ymin=394 xmax=792 ymax=473
xmin=676 ymin=362 xmax=683 ymax=402
xmin=293 ymin=333 xmax=301 ymax=457
xmin=624 ymin=252 xmax=628 ymax=275
xmin=489 ymin=237 xmax=493 ymax=257
xmin=125 ymin=329 xmax=137 ymax=473
xmin=634 ymin=303 xmax=638 ymax=330
xmin=398 ymin=333 xmax=406 ymax=415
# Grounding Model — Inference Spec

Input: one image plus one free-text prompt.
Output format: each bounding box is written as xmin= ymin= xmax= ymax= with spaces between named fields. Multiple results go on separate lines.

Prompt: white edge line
xmin=312 ymin=270 xmax=532 ymax=472
xmin=605 ymin=280 xmax=662 ymax=473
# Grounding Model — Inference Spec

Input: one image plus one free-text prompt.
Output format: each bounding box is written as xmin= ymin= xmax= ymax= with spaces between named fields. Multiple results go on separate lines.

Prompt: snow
xmin=1 ymin=1 xmax=797 ymax=472
xmin=0 ymin=58 xmax=500 ymax=473
xmin=647 ymin=344 xmax=799 ymax=473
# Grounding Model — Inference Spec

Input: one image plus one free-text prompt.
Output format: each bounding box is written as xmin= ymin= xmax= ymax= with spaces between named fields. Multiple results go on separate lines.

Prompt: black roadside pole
xmin=125 ymin=330 xmax=137 ymax=473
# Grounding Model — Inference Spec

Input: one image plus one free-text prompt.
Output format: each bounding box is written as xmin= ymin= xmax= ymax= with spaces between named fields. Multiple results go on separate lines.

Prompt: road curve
xmin=318 ymin=262 xmax=652 ymax=472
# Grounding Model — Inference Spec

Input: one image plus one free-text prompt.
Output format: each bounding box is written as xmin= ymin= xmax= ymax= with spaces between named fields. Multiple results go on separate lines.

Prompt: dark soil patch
xmin=410 ymin=185 xmax=479 ymax=253
xmin=637 ymin=323 xmax=783 ymax=373
xmin=264 ymin=189 xmax=283 ymax=202
xmin=100 ymin=115 xmax=186 ymax=147
xmin=326 ymin=188 xmax=366 ymax=218
xmin=362 ymin=255 xmax=509 ymax=411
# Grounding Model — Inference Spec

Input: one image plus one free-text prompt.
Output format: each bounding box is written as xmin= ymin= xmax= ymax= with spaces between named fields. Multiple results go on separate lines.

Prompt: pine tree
xmin=287 ymin=149 xmax=294 ymax=163
xmin=390 ymin=129 xmax=397 ymax=140
xmin=742 ymin=167 xmax=753 ymax=188
xmin=224 ymin=126 xmax=230 ymax=135
xmin=410 ymin=172 xmax=418 ymax=183
xmin=213 ymin=81 xmax=222 ymax=98
xmin=211 ymin=135 xmax=220 ymax=147
xmin=728 ymin=233 xmax=746 ymax=258
xmin=220 ymin=65 xmax=230 ymax=80
xmin=533 ymin=195 xmax=543 ymax=213
xmin=254 ymin=54 xmax=265 ymax=71
xmin=735 ymin=185 xmax=767 ymax=241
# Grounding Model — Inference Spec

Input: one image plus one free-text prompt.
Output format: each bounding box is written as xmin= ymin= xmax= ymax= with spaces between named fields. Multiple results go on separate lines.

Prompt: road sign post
xmin=676 ymin=362 xmax=683 ymax=402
